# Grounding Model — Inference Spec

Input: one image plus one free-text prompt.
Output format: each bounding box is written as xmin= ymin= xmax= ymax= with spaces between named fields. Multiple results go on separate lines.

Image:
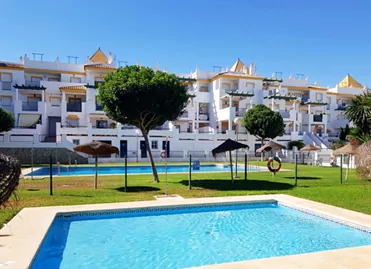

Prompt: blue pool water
xmin=26 ymin=164 xmax=261 ymax=176
xmin=31 ymin=202 xmax=371 ymax=269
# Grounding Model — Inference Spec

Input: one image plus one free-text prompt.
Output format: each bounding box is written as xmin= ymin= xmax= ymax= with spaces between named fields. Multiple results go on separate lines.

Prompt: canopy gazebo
xmin=256 ymin=141 xmax=286 ymax=153
xmin=300 ymin=144 xmax=320 ymax=165
xmin=74 ymin=141 xmax=119 ymax=189
xmin=355 ymin=141 xmax=371 ymax=180
xmin=212 ymin=139 xmax=249 ymax=183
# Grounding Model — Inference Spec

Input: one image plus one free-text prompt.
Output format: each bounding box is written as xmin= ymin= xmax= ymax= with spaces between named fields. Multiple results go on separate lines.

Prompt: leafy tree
xmin=98 ymin=66 xmax=189 ymax=182
xmin=0 ymin=108 xmax=14 ymax=133
xmin=339 ymin=124 xmax=350 ymax=141
xmin=287 ymin=140 xmax=305 ymax=150
xmin=344 ymin=92 xmax=371 ymax=134
xmin=346 ymin=127 xmax=371 ymax=145
xmin=241 ymin=104 xmax=285 ymax=146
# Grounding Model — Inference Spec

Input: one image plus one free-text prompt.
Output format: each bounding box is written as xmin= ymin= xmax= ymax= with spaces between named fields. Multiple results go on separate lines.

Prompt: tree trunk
xmin=142 ymin=130 xmax=160 ymax=183
xmin=261 ymin=138 xmax=264 ymax=161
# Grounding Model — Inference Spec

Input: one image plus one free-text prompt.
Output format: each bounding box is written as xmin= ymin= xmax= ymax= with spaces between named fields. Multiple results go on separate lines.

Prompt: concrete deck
xmin=1 ymin=194 xmax=371 ymax=269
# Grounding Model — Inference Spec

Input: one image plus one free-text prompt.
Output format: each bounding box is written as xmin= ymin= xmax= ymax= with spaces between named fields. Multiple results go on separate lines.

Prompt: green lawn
xmin=2 ymin=163 xmax=371 ymax=227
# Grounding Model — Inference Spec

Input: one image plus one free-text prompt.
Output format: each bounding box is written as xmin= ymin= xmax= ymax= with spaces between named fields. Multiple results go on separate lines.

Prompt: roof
xmin=89 ymin=48 xmax=108 ymax=63
xmin=338 ymin=74 xmax=363 ymax=89
xmin=333 ymin=143 xmax=358 ymax=156
xmin=60 ymin=85 xmax=86 ymax=90
xmin=0 ymin=61 xmax=24 ymax=69
xmin=230 ymin=58 xmax=246 ymax=72
xmin=300 ymin=144 xmax=320 ymax=152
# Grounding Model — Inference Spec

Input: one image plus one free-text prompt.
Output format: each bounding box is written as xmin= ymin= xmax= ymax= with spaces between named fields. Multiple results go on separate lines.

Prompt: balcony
xmin=196 ymin=113 xmax=209 ymax=121
xmin=22 ymin=102 xmax=38 ymax=112
xmin=67 ymin=103 xmax=82 ymax=112
xmin=279 ymin=110 xmax=290 ymax=118
xmin=0 ymin=104 xmax=13 ymax=113
xmin=235 ymin=108 xmax=246 ymax=117
xmin=0 ymin=81 xmax=12 ymax=91
xmin=335 ymin=104 xmax=348 ymax=111
xmin=25 ymin=81 xmax=41 ymax=87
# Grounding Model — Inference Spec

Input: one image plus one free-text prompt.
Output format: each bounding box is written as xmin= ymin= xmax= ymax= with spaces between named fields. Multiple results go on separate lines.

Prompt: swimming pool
xmin=31 ymin=201 xmax=371 ymax=269
xmin=26 ymin=164 xmax=264 ymax=176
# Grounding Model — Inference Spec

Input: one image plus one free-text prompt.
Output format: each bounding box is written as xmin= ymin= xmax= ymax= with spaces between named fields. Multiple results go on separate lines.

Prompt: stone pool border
xmin=1 ymin=194 xmax=371 ymax=269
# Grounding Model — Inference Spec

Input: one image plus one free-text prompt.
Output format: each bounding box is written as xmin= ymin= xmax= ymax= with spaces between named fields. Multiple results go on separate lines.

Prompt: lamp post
xmin=234 ymin=117 xmax=242 ymax=178
xmin=135 ymin=129 xmax=140 ymax=162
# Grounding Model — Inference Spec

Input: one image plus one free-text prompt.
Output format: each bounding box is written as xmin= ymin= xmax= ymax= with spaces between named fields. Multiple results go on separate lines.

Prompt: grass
xmin=2 ymin=162 xmax=371 ymax=227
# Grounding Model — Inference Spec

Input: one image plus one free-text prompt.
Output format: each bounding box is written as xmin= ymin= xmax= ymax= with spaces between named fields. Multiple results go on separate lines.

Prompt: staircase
xmin=304 ymin=132 xmax=329 ymax=149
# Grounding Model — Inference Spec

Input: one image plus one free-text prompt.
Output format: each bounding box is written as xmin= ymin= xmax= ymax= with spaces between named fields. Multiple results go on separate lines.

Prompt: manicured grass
xmin=2 ymin=163 xmax=371 ymax=227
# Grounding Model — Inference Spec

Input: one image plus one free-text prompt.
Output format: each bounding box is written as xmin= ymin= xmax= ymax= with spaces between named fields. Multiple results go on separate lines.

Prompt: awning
xmin=67 ymin=114 xmax=79 ymax=120
xmin=18 ymin=114 xmax=40 ymax=127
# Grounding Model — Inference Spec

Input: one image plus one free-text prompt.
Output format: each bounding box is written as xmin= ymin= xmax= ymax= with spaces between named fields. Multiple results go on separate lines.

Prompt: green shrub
xmin=287 ymin=140 xmax=305 ymax=150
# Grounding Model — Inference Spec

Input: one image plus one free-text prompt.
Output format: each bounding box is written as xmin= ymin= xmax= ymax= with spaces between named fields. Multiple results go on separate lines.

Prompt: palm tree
xmin=346 ymin=127 xmax=371 ymax=145
xmin=344 ymin=92 xmax=371 ymax=134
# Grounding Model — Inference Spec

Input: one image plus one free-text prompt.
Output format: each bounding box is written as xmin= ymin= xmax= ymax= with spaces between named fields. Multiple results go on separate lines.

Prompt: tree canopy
xmin=0 ymin=108 xmax=14 ymax=133
xmin=345 ymin=92 xmax=371 ymax=134
xmin=98 ymin=65 xmax=189 ymax=182
xmin=241 ymin=104 xmax=285 ymax=145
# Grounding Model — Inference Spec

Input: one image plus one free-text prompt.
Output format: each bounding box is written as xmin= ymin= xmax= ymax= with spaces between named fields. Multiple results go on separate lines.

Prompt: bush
xmin=331 ymin=140 xmax=346 ymax=150
xmin=287 ymin=140 xmax=305 ymax=150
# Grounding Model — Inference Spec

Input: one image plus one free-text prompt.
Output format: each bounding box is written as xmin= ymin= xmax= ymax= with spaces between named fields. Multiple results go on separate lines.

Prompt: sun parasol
xmin=212 ymin=139 xmax=249 ymax=183
xmin=255 ymin=141 xmax=286 ymax=153
xmin=300 ymin=144 xmax=320 ymax=152
xmin=74 ymin=141 xmax=119 ymax=189
xmin=333 ymin=143 xmax=358 ymax=180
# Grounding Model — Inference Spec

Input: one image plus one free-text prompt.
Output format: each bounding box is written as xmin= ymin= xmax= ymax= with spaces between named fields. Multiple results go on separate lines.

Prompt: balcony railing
xmin=25 ymin=81 xmax=41 ymax=87
xmin=301 ymin=95 xmax=309 ymax=103
xmin=22 ymin=101 xmax=38 ymax=111
xmin=0 ymin=104 xmax=13 ymax=112
xmin=313 ymin=114 xmax=323 ymax=122
xmin=235 ymin=108 xmax=246 ymax=116
xmin=336 ymin=104 xmax=348 ymax=110
xmin=196 ymin=113 xmax=209 ymax=121
xmin=279 ymin=110 xmax=290 ymax=118
xmin=96 ymin=104 xmax=104 ymax=111
xmin=67 ymin=103 xmax=82 ymax=112
xmin=1 ymin=81 xmax=12 ymax=90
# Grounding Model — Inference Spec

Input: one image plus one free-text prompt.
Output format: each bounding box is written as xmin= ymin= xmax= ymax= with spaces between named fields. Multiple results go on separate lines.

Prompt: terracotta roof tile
xmin=85 ymin=63 xmax=116 ymax=69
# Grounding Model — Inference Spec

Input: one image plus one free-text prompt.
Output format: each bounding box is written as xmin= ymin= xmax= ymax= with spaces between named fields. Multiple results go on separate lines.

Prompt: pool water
xmin=31 ymin=202 xmax=371 ymax=269
xmin=27 ymin=164 xmax=263 ymax=176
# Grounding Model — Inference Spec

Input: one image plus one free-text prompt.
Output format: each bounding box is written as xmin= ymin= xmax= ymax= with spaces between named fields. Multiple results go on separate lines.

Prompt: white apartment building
xmin=0 ymin=49 xmax=366 ymax=161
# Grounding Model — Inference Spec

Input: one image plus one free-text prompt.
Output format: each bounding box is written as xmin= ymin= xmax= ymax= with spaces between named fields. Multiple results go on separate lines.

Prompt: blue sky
xmin=1 ymin=0 xmax=370 ymax=87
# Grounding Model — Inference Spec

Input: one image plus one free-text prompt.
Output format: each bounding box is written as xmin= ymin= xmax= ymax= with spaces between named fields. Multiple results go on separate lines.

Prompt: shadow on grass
xmin=180 ymin=179 xmax=294 ymax=191
xmin=26 ymin=188 xmax=40 ymax=192
xmin=59 ymin=194 xmax=94 ymax=198
xmin=284 ymin=176 xmax=321 ymax=180
xmin=115 ymin=186 xmax=161 ymax=193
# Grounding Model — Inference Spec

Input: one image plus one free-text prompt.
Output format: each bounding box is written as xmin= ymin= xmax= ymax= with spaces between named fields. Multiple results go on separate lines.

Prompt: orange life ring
xmin=160 ymin=151 xmax=167 ymax=158
xmin=329 ymin=157 xmax=335 ymax=164
xmin=267 ymin=157 xmax=282 ymax=174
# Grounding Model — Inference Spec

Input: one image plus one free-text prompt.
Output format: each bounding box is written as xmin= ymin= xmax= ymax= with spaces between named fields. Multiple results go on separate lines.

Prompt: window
xmin=48 ymin=77 xmax=60 ymax=82
xmin=68 ymin=119 xmax=79 ymax=127
xmin=72 ymin=139 xmax=80 ymax=145
xmin=96 ymin=120 xmax=108 ymax=128
xmin=151 ymin=140 xmax=158 ymax=149
xmin=50 ymin=97 xmax=61 ymax=107
xmin=222 ymin=83 xmax=230 ymax=89
xmin=0 ymin=73 xmax=12 ymax=82
xmin=200 ymin=86 xmax=208 ymax=92
xmin=70 ymin=77 xmax=82 ymax=83
xmin=315 ymin=93 xmax=323 ymax=101
xmin=31 ymin=76 xmax=42 ymax=82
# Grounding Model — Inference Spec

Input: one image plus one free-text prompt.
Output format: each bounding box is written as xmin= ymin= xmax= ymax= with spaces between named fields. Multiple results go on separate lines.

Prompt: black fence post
xmin=124 ymin=155 xmax=128 ymax=192
xmin=295 ymin=154 xmax=298 ymax=186
xmin=244 ymin=153 xmax=247 ymax=180
xmin=49 ymin=155 xmax=53 ymax=196
xmin=188 ymin=155 xmax=192 ymax=190
xmin=340 ymin=154 xmax=343 ymax=184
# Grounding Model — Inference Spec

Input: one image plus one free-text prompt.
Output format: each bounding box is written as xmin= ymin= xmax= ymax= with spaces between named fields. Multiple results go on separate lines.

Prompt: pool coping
xmin=1 ymin=194 xmax=371 ymax=269
xmin=22 ymin=165 xmax=272 ymax=179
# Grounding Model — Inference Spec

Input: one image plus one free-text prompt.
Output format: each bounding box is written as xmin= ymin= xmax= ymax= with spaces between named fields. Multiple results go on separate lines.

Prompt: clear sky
xmin=1 ymin=0 xmax=370 ymax=87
